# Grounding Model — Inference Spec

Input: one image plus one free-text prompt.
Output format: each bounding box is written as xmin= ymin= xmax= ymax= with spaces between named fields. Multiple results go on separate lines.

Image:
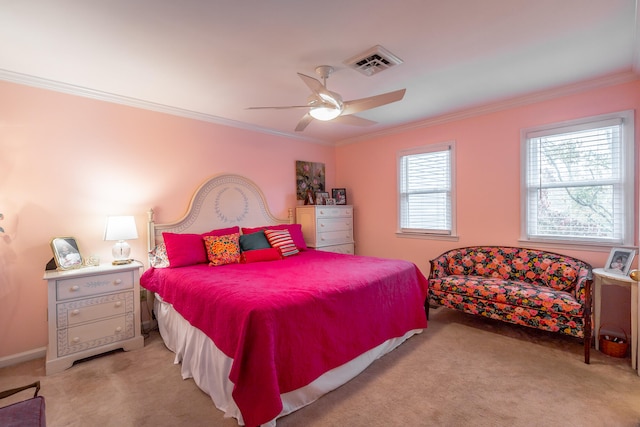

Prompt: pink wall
xmin=0 ymin=81 xmax=336 ymax=359
xmin=2 ymin=77 xmax=638 ymax=362
xmin=336 ymin=78 xmax=640 ymax=333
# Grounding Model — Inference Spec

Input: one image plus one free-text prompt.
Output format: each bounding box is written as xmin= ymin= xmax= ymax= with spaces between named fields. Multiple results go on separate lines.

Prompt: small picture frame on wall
xmin=604 ymin=248 xmax=635 ymax=275
xmin=50 ymin=237 xmax=83 ymax=270
xmin=332 ymin=188 xmax=347 ymax=205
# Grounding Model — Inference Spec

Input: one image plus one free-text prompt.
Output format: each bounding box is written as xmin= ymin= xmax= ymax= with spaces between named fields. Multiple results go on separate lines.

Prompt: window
xmin=522 ymin=110 xmax=634 ymax=245
xmin=398 ymin=142 xmax=456 ymax=236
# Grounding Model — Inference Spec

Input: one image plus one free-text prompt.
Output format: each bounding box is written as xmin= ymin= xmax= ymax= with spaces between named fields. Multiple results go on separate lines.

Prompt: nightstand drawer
xmin=316 ymin=207 xmax=352 ymax=218
xmin=58 ymin=313 xmax=134 ymax=357
xmin=317 ymin=217 xmax=352 ymax=232
xmin=57 ymin=291 xmax=132 ymax=328
xmin=56 ymin=271 xmax=134 ymax=301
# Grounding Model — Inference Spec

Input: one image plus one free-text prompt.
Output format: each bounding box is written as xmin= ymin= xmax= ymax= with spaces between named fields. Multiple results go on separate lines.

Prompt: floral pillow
xmin=540 ymin=261 xmax=577 ymax=292
xmin=149 ymin=243 xmax=169 ymax=268
xmin=204 ymin=233 xmax=241 ymax=266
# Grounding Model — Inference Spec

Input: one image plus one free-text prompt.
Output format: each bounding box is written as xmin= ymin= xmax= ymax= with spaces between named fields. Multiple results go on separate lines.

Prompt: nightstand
xmin=43 ymin=261 xmax=144 ymax=375
xmin=592 ymin=268 xmax=637 ymax=370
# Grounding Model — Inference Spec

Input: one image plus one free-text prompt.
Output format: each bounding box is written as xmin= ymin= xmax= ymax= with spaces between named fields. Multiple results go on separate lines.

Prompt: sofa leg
xmin=584 ymin=336 xmax=591 ymax=365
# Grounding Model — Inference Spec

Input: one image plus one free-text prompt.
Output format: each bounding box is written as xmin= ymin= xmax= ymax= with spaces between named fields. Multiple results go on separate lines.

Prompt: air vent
xmin=344 ymin=45 xmax=403 ymax=76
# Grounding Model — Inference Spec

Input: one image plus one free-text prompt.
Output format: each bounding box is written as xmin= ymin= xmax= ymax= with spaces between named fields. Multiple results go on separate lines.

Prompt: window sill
xmin=396 ymin=232 xmax=459 ymax=242
xmin=517 ymin=238 xmax=637 ymax=254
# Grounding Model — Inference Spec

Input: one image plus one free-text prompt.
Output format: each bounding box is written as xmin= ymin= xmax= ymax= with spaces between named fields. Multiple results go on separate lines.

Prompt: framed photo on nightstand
xmin=50 ymin=237 xmax=83 ymax=270
xmin=604 ymin=248 xmax=635 ymax=275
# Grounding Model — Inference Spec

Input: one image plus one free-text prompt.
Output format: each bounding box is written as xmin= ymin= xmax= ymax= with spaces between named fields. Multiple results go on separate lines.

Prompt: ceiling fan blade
xmin=246 ymin=105 xmax=309 ymax=110
xmin=333 ymin=115 xmax=377 ymax=127
xmin=297 ymin=73 xmax=324 ymax=94
xmin=341 ymin=89 xmax=406 ymax=116
xmin=295 ymin=113 xmax=314 ymax=132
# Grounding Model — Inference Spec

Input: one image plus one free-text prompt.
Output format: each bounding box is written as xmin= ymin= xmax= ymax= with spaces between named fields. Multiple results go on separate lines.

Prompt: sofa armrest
xmin=429 ymin=255 xmax=450 ymax=279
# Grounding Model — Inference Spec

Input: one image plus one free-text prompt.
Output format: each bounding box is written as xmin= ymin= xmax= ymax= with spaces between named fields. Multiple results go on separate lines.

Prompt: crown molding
xmin=0 ymin=69 xmax=330 ymax=145
xmin=336 ymin=70 xmax=640 ymax=146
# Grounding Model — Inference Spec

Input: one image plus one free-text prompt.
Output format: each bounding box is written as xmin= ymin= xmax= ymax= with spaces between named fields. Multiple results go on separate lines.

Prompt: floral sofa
xmin=428 ymin=246 xmax=593 ymax=363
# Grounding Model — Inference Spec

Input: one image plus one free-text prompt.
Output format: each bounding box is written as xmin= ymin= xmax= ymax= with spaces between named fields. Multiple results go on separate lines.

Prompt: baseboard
xmin=0 ymin=346 xmax=46 ymax=369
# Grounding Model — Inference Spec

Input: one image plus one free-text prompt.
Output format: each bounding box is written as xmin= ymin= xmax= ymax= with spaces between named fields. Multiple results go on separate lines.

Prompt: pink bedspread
xmin=141 ymin=250 xmax=428 ymax=427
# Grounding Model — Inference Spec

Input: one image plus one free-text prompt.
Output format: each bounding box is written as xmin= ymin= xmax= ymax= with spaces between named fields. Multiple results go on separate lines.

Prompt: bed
xmin=140 ymin=174 xmax=429 ymax=426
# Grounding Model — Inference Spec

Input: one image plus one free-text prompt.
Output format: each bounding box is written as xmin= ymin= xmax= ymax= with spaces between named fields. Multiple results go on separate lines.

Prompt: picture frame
xmin=604 ymin=248 xmax=635 ymax=275
xmin=315 ymin=191 xmax=330 ymax=205
xmin=50 ymin=237 xmax=83 ymax=270
xmin=332 ymin=188 xmax=347 ymax=205
xmin=326 ymin=198 xmax=336 ymax=205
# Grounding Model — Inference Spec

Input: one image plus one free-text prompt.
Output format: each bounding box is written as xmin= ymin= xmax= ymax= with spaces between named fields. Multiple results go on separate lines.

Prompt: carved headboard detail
xmin=147 ymin=174 xmax=294 ymax=250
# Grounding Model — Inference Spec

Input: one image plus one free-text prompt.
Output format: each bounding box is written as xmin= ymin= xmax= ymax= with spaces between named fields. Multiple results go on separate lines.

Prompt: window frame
xmin=520 ymin=110 xmax=635 ymax=247
xmin=396 ymin=141 xmax=457 ymax=240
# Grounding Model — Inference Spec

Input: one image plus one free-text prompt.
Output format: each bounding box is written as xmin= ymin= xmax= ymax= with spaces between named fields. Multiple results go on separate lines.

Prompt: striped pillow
xmin=264 ymin=229 xmax=299 ymax=257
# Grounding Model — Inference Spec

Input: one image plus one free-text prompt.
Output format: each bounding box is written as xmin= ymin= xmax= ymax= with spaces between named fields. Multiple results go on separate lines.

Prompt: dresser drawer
xmin=56 ymin=271 xmax=134 ymax=301
xmin=317 ymin=217 xmax=353 ymax=232
xmin=317 ymin=230 xmax=353 ymax=246
xmin=316 ymin=207 xmax=353 ymax=218
xmin=57 ymin=313 xmax=135 ymax=357
xmin=318 ymin=243 xmax=355 ymax=255
xmin=57 ymin=291 xmax=133 ymax=328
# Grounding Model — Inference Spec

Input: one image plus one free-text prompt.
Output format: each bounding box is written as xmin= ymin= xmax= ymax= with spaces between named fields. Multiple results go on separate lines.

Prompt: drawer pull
xmin=71 ymin=285 xmax=80 ymax=292
xmin=114 ymin=279 xmax=122 ymax=285
xmin=115 ymin=301 xmax=122 ymax=308
xmin=115 ymin=326 xmax=122 ymax=333
xmin=72 ymin=337 xmax=80 ymax=343
xmin=71 ymin=309 xmax=80 ymax=316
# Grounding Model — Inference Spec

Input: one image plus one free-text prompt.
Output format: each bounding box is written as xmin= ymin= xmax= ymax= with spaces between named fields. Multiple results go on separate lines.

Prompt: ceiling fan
xmin=247 ymin=65 xmax=406 ymax=132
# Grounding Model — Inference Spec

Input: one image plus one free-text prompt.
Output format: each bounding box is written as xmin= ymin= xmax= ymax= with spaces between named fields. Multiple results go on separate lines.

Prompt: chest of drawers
xmin=296 ymin=205 xmax=354 ymax=254
xmin=43 ymin=262 xmax=144 ymax=375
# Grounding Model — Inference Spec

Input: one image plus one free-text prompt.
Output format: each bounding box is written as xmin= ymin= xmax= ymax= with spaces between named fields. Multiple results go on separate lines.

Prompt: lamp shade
xmin=104 ymin=216 xmax=138 ymax=262
xmin=104 ymin=216 xmax=138 ymax=241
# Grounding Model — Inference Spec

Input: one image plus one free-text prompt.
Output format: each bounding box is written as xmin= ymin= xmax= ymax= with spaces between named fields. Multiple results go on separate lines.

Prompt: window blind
xmin=524 ymin=116 xmax=630 ymax=244
xmin=399 ymin=144 xmax=452 ymax=234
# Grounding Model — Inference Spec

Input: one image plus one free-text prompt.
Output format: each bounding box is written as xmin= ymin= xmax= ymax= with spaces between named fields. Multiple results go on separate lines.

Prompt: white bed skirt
xmin=154 ymin=294 xmax=421 ymax=426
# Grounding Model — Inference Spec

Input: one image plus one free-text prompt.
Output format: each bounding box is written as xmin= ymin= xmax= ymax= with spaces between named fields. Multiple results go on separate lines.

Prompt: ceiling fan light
xmin=310 ymin=106 xmax=342 ymax=121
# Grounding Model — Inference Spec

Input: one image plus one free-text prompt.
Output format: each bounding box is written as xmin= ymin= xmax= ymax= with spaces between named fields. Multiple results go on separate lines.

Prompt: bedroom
xmin=1 ymin=0 xmax=640 ymax=425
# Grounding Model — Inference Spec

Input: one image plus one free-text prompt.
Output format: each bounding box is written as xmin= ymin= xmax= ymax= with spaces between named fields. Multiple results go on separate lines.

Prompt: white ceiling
xmin=1 ymin=0 xmax=638 ymax=144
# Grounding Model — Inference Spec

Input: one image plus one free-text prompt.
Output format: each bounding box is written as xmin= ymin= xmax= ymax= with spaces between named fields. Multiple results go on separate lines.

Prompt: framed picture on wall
xmin=332 ymin=188 xmax=347 ymax=205
xmin=50 ymin=237 xmax=83 ymax=270
xmin=604 ymin=248 xmax=635 ymax=275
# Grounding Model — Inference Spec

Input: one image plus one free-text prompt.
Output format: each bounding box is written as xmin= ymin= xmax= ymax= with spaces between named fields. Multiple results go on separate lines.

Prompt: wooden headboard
xmin=147 ymin=174 xmax=294 ymax=250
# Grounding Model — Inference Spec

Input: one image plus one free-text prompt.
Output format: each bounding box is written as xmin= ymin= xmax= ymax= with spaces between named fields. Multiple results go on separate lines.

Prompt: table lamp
xmin=104 ymin=215 xmax=138 ymax=265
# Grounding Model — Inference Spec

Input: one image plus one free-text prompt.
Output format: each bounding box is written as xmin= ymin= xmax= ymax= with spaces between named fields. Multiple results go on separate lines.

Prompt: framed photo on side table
xmin=332 ymin=188 xmax=347 ymax=205
xmin=50 ymin=237 xmax=83 ymax=270
xmin=604 ymin=247 xmax=635 ymax=275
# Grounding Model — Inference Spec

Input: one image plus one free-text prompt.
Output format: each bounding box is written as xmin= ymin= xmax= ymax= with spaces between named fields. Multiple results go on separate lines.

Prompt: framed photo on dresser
xmin=332 ymin=188 xmax=347 ymax=205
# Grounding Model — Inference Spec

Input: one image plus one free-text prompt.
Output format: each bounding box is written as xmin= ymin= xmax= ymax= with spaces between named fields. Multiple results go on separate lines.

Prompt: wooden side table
xmin=592 ymin=268 xmax=637 ymax=370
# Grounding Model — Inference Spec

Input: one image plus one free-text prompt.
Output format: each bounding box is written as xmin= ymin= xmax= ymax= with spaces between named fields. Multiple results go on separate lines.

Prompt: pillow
xmin=239 ymin=231 xmax=271 ymax=252
xmin=540 ymin=262 xmax=577 ymax=292
xmin=204 ymin=233 xmax=241 ymax=266
xmin=240 ymin=247 xmax=283 ymax=263
xmin=162 ymin=226 xmax=239 ymax=268
xmin=149 ymin=243 xmax=169 ymax=268
xmin=264 ymin=229 xmax=299 ymax=257
xmin=242 ymin=224 xmax=307 ymax=250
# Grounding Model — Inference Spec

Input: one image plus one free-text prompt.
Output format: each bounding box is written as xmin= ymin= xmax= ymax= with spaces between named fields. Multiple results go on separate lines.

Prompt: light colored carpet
xmin=1 ymin=307 xmax=639 ymax=426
